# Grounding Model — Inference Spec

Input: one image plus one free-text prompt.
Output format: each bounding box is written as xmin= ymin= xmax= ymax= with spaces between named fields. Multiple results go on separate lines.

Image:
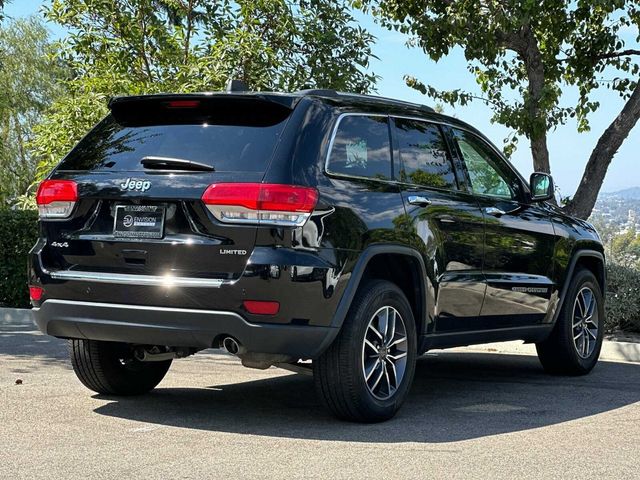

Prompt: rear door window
xmin=393 ymin=118 xmax=457 ymax=190
xmin=327 ymin=115 xmax=392 ymax=180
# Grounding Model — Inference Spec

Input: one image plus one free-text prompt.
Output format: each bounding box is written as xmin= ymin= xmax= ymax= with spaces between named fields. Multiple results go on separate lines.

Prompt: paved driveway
xmin=1 ymin=310 xmax=639 ymax=479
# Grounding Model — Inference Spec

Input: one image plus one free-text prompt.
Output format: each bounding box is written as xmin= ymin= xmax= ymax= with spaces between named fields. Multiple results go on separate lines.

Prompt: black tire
xmin=536 ymin=267 xmax=604 ymax=375
xmin=69 ymin=339 xmax=172 ymax=395
xmin=314 ymin=280 xmax=417 ymax=422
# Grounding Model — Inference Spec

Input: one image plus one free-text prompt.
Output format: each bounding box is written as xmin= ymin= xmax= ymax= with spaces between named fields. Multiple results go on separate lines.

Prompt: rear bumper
xmin=29 ymin=241 xmax=351 ymax=330
xmin=33 ymin=299 xmax=337 ymax=359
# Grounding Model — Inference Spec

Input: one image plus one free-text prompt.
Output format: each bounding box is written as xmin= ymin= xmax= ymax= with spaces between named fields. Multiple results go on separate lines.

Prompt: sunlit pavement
xmin=1 ymin=311 xmax=639 ymax=479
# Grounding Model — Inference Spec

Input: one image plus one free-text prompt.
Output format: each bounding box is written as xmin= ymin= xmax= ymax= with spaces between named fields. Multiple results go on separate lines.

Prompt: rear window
xmin=57 ymin=101 xmax=290 ymax=172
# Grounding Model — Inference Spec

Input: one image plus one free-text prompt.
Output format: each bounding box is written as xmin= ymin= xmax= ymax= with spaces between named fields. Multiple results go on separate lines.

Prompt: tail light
xmin=36 ymin=180 xmax=78 ymax=219
xmin=202 ymin=183 xmax=318 ymax=226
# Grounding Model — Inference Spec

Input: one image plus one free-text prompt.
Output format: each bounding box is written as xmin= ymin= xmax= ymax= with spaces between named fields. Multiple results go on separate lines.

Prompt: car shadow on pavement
xmin=93 ymin=351 xmax=640 ymax=443
xmin=0 ymin=310 xmax=69 ymax=370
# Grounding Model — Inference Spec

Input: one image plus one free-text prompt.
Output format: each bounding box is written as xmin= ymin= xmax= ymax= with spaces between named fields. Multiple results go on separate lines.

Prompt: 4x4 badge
xmin=120 ymin=178 xmax=151 ymax=192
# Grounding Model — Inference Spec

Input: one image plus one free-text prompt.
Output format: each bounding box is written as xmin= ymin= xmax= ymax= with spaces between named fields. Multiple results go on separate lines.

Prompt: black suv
xmin=30 ymin=89 xmax=606 ymax=422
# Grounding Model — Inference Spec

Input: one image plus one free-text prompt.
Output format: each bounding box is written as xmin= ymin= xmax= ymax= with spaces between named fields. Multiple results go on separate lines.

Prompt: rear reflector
xmin=29 ymin=286 xmax=44 ymax=302
xmin=202 ymin=183 xmax=318 ymax=226
xmin=243 ymin=300 xmax=280 ymax=315
xmin=36 ymin=180 xmax=78 ymax=219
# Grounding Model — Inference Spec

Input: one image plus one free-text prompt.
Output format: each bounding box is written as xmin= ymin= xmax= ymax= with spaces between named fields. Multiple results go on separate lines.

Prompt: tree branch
xmin=460 ymin=93 xmax=505 ymax=108
xmin=137 ymin=6 xmax=155 ymax=82
xmin=496 ymin=30 xmax=527 ymax=54
xmin=184 ymin=0 xmax=193 ymax=64
xmin=593 ymin=49 xmax=640 ymax=60
xmin=559 ymin=49 xmax=640 ymax=63
xmin=563 ymin=79 xmax=640 ymax=219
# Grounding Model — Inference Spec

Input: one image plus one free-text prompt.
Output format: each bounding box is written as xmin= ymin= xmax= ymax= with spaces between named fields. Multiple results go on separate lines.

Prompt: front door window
xmin=452 ymin=129 xmax=521 ymax=200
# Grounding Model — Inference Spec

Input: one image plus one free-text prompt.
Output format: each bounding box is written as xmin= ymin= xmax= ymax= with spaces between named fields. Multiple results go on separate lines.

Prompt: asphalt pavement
xmin=1 ymin=309 xmax=639 ymax=479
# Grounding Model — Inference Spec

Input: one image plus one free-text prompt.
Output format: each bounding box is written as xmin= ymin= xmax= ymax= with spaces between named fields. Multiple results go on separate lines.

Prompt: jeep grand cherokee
xmin=30 ymin=89 xmax=606 ymax=422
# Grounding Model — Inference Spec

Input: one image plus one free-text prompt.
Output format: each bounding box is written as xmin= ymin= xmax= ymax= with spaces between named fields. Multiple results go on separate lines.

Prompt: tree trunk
xmin=563 ymin=80 xmax=640 ymax=220
xmin=531 ymin=133 xmax=551 ymax=173
xmin=521 ymin=25 xmax=551 ymax=174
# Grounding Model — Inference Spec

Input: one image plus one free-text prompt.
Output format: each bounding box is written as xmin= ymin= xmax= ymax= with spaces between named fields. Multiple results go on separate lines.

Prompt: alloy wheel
xmin=361 ymin=306 xmax=408 ymax=400
xmin=572 ymin=286 xmax=598 ymax=359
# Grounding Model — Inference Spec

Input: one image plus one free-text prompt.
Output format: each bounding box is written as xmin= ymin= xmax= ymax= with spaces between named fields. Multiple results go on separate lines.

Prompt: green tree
xmin=33 ymin=0 xmax=378 ymax=177
xmin=588 ymin=214 xmax=617 ymax=242
xmin=610 ymin=228 xmax=640 ymax=267
xmin=0 ymin=17 xmax=62 ymax=206
xmin=364 ymin=0 xmax=640 ymax=219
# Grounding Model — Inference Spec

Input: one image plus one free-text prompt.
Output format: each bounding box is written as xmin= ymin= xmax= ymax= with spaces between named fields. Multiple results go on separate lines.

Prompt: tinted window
xmin=453 ymin=129 xmax=520 ymax=199
xmin=57 ymin=115 xmax=287 ymax=172
xmin=327 ymin=115 xmax=392 ymax=180
xmin=394 ymin=119 xmax=456 ymax=189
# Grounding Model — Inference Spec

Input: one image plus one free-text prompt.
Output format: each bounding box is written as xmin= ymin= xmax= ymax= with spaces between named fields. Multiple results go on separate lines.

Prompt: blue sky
xmin=5 ymin=0 xmax=639 ymax=195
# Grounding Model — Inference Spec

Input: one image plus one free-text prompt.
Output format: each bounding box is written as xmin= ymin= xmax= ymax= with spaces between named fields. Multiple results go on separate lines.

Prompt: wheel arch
xmin=329 ymin=245 xmax=429 ymax=337
xmin=553 ymin=249 xmax=606 ymax=324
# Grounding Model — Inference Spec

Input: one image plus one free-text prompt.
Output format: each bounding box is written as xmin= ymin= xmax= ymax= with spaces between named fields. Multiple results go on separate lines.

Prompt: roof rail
xmin=295 ymin=89 xmax=434 ymax=113
xmin=338 ymin=92 xmax=435 ymax=113
xmin=296 ymin=89 xmax=339 ymax=97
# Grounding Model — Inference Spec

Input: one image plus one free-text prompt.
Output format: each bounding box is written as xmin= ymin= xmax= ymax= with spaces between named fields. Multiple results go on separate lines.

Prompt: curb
xmin=1 ymin=307 xmax=34 ymax=323
xmin=453 ymin=339 xmax=640 ymax=364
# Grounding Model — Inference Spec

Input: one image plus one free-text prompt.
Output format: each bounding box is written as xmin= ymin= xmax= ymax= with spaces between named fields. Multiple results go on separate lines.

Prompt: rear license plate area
xmin=114 ymin=205 xmax=165 ymax=239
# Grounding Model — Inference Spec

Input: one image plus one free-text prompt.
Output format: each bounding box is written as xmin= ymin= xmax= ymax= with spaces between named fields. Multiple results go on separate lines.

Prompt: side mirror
xmin=529 ymin=172 xmax=554 ymax=202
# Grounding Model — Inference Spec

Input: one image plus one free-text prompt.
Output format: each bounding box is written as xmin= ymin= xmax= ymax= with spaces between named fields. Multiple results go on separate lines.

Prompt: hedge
xmin=0 ymin=209 xmax=39 ymax=308
xmin=605 ymin=263 xmax=640 ymax=334
xmin=0 ymin=207 xmax=639 ymax=334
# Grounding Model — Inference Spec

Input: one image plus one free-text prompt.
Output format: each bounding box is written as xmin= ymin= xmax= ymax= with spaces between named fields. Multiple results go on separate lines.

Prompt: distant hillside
xmin=600 ymin=187 xmax=640 ymax=200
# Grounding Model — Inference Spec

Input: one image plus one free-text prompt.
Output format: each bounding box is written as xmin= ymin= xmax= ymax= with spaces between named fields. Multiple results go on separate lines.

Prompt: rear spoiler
xmin=108 ymin=93 xmax=297 ymax=127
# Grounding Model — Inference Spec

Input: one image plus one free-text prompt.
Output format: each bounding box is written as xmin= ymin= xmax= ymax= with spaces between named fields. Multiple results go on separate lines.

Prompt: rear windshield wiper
xmin=141 ymin=156 xmax=215 ymax=172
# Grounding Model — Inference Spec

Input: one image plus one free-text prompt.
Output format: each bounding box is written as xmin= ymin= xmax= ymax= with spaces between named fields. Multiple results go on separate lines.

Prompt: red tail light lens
xmin=202 ymin=183 xmax=318 ymax=226
xmin=36 ymin=180 xmax=78 ymax=219
xmin=29 ymin=286 xmax=44 ymax=302
xmin=258 ymin=184 xmax=318 ymax=212
xmin=243 ymin=300 xmax=280 ymax=315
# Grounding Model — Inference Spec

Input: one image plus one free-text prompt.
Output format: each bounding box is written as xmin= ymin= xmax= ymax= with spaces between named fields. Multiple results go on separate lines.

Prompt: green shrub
xmin=0 ymin=209 xmax=39 ymax=308
xmin=605 ymin=263 xmax=640 ymax=333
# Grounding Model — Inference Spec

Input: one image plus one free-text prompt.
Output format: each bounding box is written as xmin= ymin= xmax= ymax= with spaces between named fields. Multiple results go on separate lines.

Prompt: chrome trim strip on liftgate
xmin=46 ymin=269 xmax=227 ymax=288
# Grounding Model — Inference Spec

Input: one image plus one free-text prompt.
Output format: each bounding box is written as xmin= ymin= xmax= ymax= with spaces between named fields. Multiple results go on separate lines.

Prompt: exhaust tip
xmin=222 ymin=336 xmax=240 ymax=355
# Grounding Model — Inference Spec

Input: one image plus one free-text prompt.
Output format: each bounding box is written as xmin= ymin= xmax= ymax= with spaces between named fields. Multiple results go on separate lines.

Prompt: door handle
xmin=407 ymin=195 xmax=432 ymax=207
xmin=435 ymin=214 xmax=456 ymax=224
xmin=484 ymin=206 xmax=506 ymax=217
